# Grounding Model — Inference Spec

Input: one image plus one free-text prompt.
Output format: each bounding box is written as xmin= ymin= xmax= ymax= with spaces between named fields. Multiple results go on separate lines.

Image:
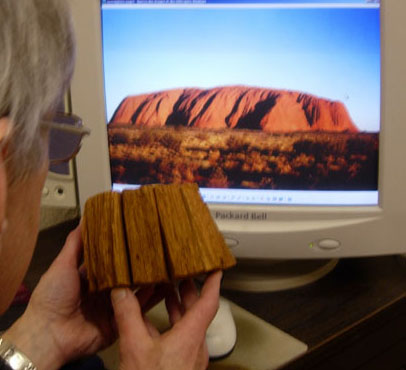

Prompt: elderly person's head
xmin=0 ymin=0 xmax=75 ymax=313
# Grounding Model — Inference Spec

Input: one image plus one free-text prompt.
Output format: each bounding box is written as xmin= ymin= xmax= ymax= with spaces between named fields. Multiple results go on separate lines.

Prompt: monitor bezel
xmin=68 ymin=0 xmax=406 ymax=258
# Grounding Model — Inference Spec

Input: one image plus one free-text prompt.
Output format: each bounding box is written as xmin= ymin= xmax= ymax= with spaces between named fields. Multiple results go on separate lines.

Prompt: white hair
xmin=0 ymin=0 xmax=75 ymax=184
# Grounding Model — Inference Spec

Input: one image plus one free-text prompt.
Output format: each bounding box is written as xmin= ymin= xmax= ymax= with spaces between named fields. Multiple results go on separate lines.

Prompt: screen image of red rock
xmin=108 ymin=86 xmax=378 ymax=191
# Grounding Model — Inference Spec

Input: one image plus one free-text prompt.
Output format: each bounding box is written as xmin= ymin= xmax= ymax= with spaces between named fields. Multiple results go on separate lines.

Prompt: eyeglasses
xmin=41 ymin=112 xmax=90 ymax=164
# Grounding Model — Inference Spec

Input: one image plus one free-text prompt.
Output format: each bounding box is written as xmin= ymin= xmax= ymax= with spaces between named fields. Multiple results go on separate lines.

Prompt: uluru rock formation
xmin=110 ymin=86 xmax=358 ymax=133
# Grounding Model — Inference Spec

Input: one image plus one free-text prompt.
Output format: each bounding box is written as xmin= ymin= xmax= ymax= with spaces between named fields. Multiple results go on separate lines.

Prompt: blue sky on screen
xmin=102 ymin=5 xmax=380 ymax=131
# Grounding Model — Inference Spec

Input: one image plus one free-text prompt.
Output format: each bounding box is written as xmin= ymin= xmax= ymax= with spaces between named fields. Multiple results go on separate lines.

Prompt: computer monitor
xmin=67 ymin=0 xmax=406 ymax=288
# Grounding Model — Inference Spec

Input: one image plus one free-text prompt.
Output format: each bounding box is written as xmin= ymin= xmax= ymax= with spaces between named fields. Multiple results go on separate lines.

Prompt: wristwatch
xmin=0 ymin=338 xmax=37 ymax=370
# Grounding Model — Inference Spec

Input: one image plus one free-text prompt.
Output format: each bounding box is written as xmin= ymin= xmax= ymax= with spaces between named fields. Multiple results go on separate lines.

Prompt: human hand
xmin=4 ymin=225 xmax=116 ymax=370
xmin=111 ymin=270 xmax=222 ymax=370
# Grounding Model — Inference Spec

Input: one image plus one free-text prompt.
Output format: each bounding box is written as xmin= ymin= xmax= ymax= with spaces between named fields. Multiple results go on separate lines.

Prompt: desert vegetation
xmin=108 ymin=125 xmax=378 ymax=190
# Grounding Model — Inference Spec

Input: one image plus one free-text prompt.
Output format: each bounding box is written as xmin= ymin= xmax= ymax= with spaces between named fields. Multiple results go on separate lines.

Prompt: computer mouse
xmin=206 ymin=297 xmax=237 ymax=360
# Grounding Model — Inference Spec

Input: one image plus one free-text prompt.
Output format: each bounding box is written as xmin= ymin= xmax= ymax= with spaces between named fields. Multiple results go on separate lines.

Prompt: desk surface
xmin=221 ymin=256 xmax=406 ymax=369
xmin=222 ymin=256 xmax=406 ymax=347
xmin=2 ymin=219 xmax=406 ymax=369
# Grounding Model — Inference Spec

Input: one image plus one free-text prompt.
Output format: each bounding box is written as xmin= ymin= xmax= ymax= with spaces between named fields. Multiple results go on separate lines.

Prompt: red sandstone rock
xmin=111 ymin=86 xmax=358 ymax=133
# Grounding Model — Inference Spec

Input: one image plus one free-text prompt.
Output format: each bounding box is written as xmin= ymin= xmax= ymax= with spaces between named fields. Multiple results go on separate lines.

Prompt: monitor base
xmin=222 ymin=259 xmax=339 ymax=292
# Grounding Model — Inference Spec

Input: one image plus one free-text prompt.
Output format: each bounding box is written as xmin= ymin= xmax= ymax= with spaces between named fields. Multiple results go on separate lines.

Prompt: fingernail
xmin=111 ymin=288 xmax=127 ymax=303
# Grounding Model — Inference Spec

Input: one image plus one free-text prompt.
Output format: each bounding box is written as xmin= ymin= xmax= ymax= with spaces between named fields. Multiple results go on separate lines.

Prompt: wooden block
xmin=180 ymin=183 xmax=236 ymax=272
xmin=83 ymin=184 xmax=236 ymax=290
xmin=122 ymin=188 xmax=169 ymax=284
xmin=154 ymin=184 xmax=236 ymax=279
xmin=82 ymin=192 xmax=131 ymax=292
xmin=153 ymin=184 xmax=201 ymax=279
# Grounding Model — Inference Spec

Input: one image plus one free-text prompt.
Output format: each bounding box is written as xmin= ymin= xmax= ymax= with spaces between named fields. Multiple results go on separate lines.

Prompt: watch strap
xmin=0 ymin=338 xmax=37 ymax=370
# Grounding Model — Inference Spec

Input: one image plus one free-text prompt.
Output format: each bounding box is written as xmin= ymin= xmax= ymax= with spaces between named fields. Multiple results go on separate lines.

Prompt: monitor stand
xmin=222 ymin=259 xmax=339 ymax=292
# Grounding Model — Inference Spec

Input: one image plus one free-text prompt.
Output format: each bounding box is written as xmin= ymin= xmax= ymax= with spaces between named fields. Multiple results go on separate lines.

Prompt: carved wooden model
xmin=82 ymin=183 xmax=236 ymax=292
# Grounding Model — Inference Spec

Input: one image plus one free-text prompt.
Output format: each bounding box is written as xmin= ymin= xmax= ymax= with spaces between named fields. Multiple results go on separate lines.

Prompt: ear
xmin=0 ymin=117 xmax=9 ymax=253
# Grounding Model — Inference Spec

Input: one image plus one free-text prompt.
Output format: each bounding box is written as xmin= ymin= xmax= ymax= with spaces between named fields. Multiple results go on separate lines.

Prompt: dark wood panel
xmin=356 ymin=340 xmax=406 ymax=370
xmin=221 ymin=256 xmax=406 ymax=348
xmin=282 ymin=295 xmax=406 ymax=370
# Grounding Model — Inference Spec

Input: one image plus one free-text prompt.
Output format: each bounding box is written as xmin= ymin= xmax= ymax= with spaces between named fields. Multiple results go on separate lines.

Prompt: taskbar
xmin=112 ymin=184 xmax=379 ymax=206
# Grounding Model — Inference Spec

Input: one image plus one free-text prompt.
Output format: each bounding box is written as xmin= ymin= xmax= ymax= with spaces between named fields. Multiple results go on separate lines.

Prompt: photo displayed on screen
xmin=101 ymin=0 xmax=380 ymax=206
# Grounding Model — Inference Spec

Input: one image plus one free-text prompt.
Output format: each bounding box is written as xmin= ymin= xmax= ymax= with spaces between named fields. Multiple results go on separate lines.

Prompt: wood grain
xmin=154 ymin=183 xmax=236 ymax=279
xmin=122 ymin=187 xmax=169 ymax=284
xmin=82 ymin=192 xmax=131 ymax=292
xmin=153 ymin=184 xmax=201 ymax=279
xmin=83 ymin=184 xmax=236 ymax=290
xmin=180 ymin=183 xmax=236 ymax=273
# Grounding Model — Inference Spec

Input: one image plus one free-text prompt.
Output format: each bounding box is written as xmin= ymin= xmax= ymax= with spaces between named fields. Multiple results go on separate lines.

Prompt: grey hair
xmin=0 ymin=0 xmax=75 ymax=184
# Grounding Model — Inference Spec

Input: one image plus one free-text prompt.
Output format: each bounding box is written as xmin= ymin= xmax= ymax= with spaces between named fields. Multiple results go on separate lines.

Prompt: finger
xmin=111 ymin=288 xmax=151 ymax=347
xmin=171 ymin=270 xmax=222 ymax=338
xmin=53 ymin=225 xmax=83 ymax=269
xmin=78 ymin=264 xmax=90 ymax=294
xmin=143 ymin=316 xmax=160 ymax=338
xmin=179 ymin=279 xmax=199 ymax=310
xmin=78 ymin=264 xmax=87 ymax=279
xmin=165 ymin=286 xmax=183 ymax=326
xmin=200 ymin=270 xmax=222 ymax=302
xmin=197 ymin=340 xmax=210 ymax=370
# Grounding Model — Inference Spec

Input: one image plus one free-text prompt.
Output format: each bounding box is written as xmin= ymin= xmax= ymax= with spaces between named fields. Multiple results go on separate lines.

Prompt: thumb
xmin=53 ymin=225 xmax=83 ymax=269
xmin=111 ymin=288 xmax=151 ymax=345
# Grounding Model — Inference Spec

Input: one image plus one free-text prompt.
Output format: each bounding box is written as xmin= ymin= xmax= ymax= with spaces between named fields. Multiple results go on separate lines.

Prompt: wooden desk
xmin=222 ymin=257 xmax=406 ymax=370
xmin=2 ymin=220 xmax=406 ymax=369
